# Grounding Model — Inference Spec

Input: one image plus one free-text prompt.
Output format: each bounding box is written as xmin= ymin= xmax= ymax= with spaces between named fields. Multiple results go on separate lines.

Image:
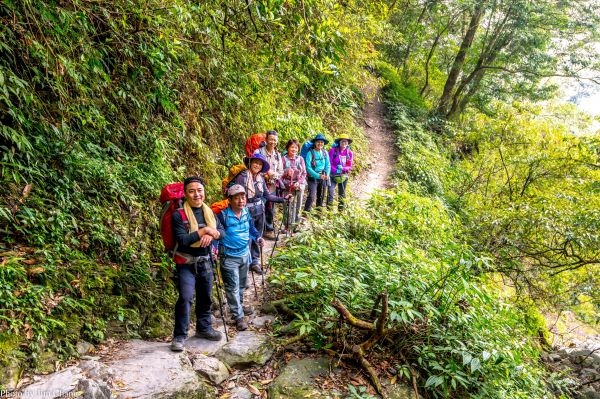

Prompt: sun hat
xmin=227 ymin=184 xmax=246 ymax=198
xmin=243 ymin=153 xmax=270 ymax=174
xmin=310 ymin=133 xmax=329 ymax=145
xmin=334 ymin=134 xmax=353 ymax=145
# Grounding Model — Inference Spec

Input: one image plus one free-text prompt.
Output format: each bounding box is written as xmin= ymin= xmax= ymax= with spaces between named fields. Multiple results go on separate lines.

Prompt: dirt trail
xmin=353 ymin=82 xmax=398 ymax=201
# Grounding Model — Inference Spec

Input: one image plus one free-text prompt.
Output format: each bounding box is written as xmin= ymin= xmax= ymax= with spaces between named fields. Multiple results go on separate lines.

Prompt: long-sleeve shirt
xmin=304 ymin=148 xmax=330 ymax=179
xmin=281 ymin=154 xmax=307 ymax=189
xmin=172 ymin=206 xmax=226 ymax=257
xmin=329 ymin=147 xmax=353 ymax=175
xmin=234 ymin=170 xmax=285 ymax=204
xmin=217 ymin=207 xmax=261 ymax=257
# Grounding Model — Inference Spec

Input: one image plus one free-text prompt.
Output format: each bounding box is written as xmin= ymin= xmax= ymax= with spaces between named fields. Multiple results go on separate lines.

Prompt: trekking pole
xmin=260 ymin=246 xmax=266 ymax=290
xmin=249 ymin=260 xmax=258 ymax=299
xmin=270 ymin=205 xmax=286 ymax=258
xmin=208 ymin=253 xmax=229 ymax=342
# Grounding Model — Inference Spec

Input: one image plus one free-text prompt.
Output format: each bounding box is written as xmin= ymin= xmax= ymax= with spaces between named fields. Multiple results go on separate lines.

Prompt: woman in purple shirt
xmin=327 ymin=134 xmax=353 ymax=211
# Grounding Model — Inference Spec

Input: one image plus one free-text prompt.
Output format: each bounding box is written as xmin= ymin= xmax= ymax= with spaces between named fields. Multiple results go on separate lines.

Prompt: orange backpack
xmin=245 ymin=133 xmax=266 ymax=157
xmin=221 ymin=164 xmax=247 ymax=196
xmin=210 ymin=198 xmax=230 ymax=215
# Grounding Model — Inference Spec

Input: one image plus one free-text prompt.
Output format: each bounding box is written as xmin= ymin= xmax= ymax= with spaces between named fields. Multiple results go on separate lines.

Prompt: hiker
xmin=327 ymin=134 xmax=353 ymax=210
xmin=170 ymin=177 xmax=226 ymax=352
xmin=303 ymin=133 xmax=331 ymax=213
xmin=254 ymin=130 xmax=284 ymax=238
xmin=217 ymin=184 xmax=264 ymax=331
xmin=234 ymin=153 xmax=289 ymax=274
xmin=281 ymin=139 xmax=307 ymax=227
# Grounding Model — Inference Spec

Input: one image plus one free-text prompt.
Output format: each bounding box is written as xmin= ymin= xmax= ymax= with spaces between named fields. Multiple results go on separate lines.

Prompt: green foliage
xmin=0 ymin=0 xmax=379 ymax=371
xmin=271 ymin=194 xmax=554 ymax=398
xmin=375 ymin=61 xmax=427 ymax=116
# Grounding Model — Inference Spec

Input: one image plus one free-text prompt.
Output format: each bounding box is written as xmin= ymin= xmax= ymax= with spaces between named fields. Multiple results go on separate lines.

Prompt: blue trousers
xmin=220 ymin=254 xmax=250 ymax=321
xmin=173 ymin=261 xmax=213 ymax=338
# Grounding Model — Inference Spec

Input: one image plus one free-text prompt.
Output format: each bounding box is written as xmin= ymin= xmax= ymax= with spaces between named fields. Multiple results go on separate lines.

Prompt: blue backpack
xmin=300 ymin=141 xmax=314 ymax=158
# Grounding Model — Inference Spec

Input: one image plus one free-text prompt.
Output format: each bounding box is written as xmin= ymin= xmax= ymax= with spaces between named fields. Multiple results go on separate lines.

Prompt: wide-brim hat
xmin=243 ymin=153 xmax=270 ymax=174
xmin=310 ymin=133 xmax=329 ymax=145
xmin=334 ymin=134 xmax=353 ymax=145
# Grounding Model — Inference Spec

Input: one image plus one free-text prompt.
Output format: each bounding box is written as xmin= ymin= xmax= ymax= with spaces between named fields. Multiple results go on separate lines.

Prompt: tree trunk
xmin=437 ymin=0 xmax=487 ymax=116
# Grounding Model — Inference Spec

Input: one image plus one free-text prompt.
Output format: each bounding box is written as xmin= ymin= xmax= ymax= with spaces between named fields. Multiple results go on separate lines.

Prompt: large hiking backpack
xmin=300 ymin=140 xmax=314 ymax=158
xmin=221 ymin=164 xmax=247 ymax=196
xmin=159 ymin=182 xmax=188 ymax=264
xmin=210 ymin=198 xmax=229 ymax=215
xmin=245 ymin=133 xmax=266 ymax=157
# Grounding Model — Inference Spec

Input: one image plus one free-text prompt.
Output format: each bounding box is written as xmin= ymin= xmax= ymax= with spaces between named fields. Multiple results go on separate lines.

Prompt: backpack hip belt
xmin=173 ymin=252 xmax=211 ymax=265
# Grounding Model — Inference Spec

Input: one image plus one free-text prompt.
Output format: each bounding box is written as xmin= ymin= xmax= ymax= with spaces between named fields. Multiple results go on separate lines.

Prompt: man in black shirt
xmin=170 ymin=177 xmax=226 ymax=352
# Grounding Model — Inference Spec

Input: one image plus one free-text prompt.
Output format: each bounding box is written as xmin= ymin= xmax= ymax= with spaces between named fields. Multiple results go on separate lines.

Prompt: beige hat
xmin=227 ymin=184 xmax=246 ymax=197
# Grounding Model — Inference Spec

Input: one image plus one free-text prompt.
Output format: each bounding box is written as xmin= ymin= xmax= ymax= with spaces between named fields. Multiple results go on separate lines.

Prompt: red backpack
xmin=159 ymin=182 xmax=188 ymax=264
xmin=245 ymin=133 xmax=266 ymax=157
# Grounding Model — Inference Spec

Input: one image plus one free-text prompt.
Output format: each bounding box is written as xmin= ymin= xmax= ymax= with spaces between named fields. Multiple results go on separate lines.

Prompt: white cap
xmin=227 ymin=184 xmax=246 ymax=197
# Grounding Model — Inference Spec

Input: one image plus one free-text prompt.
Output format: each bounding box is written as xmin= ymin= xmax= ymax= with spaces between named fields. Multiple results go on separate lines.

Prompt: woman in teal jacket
xmin=303 ymin=133 xmax=331 ymax=212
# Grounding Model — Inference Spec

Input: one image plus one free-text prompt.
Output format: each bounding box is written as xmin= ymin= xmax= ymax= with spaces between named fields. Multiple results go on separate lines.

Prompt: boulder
xmin=385 ymin=383 xmax=417 ymax=399
xmin=0 ymin=357 xmax=23 ymax=390
xmin=106 ymin=340 xmax=215 ymax=399
xmin=268 ymin=357 xmax=329 ymax=399
xmin=216 ymin=331 xmax=273 ymax=369
xmin=20 ymin=366 xmax=83 ymax=398
xmin=76 ymin=378 xmax=111 ymax=399
xmin=230 ymin=386 xmax=254 ymax=399
xmin=186 ymin=325 xmax=228 ymax=356
xmin=252 ymin=316 xmax=276 ymax=328
xmin=76 ymin=341 xmax=95 ymax=356
xmin=191 ymin=354 xmax=230 ymax=385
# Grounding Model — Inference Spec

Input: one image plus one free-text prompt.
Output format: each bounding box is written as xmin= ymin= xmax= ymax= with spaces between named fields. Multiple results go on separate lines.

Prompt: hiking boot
xmin=236 ymin=318 xmax=248 ymax=331
xmin=250 ymin=264 xmax=264 ymax=274
xmin=243 ymin=305 xmax=255 ymax=316
xmin=170 ymin=336 xmax=185 ymax=352
xmin=263 ymin=230 xmax=275 ymax=239
xmin=195 ymin=329 xmax=222 ymax=341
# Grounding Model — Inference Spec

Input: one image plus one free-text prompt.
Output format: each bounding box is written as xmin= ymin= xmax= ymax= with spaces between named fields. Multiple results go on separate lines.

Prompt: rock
xmin=252 ymin=315 xmax=276 ymax=328
xmin=35 ymin=350 xmax=58 ymax=374
xmin=261 ymin=302 xmax=277 ymax=315
xmin=76 ymin=378 xmax=111 ymax=399
xmin=581 ymin=389 xmax=600 ymax=399
xmin=386 ymin=383 xmax=417 ymax=399
xmin=20 ymin=366 xmax=83 ymax=398
xmin=216 ymin=331 xmax=273 ymax=369
xmin=191 ymin=354 xmax=230 ymax=384
xmin=78 ymin=360 xmax=115 ymax=381
xmin=106 ymin=340 xmax=215 ymax=399
xmin=76 ymin=341 xmax=95 ymax=356
xmin=186 ymin=325 xmax=228 ymax=356
xmin=230 ymin=386 xmax=254 ymax=399
xmin=0 ymin=356 xmax=23 ymax=390
xmin=268 ymin=357 xmax=329 ymax=399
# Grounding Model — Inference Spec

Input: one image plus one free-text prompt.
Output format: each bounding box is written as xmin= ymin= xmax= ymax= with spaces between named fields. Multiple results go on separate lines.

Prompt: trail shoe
xmin=195 ymin=329 xmax=222 ymax=341
xmin=236 ymin=318 xmax=248 ymax=331
xmin=243 ymin=305 xmax=255 ymax=316
xmin=263 ymin=230 xmax=275 ymax=239
xmin=250 ymin=264 xmax=264 ymax=275
xmin=170 ymin=336 xmax=185 ymax=352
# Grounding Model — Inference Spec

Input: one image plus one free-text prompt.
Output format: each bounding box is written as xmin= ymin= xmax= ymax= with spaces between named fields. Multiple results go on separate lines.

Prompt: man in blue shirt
xmin=217 ymin=184 xmax=264 ymax=330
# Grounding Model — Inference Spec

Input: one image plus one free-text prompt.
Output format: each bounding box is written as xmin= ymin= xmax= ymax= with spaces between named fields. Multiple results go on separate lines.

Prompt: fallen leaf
xmin=22 ymin=259 xmax=37 ymax=265
xmin=226 ymin=381 xmax=235 ymax=389
xmin=247 ymin=384 xmax=261 ymax=395
xmin=22 ymin=184 xmax=32 ymax=199
xmin=219 ymin=393 xmax=231 ymax=399
xmin=260 ymin=379 xmax=273 ymax=385
xmin=27 ymin=267 xmax=45 ymax=275
xmin=390 ymin=375 xmax=397 ymax=385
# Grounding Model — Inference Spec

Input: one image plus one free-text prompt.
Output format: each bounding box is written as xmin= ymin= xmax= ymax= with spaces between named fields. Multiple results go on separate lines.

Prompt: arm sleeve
xmin=342 ymin=150 xmax=353 ymax=173
xmin=298 ymin=157 xmax=307 ymax=185
xmin=213 ymin=210 xmax=226 ymax=239
xmin=305 ymin=151 xmax=320 ymax=179
xmin=329 ymin=148 xmax=338 ymax=175
xmin=249 ymin=215 xmax=261 ymax=240
xmin=173 ymin=210 xmax=200 ymax=247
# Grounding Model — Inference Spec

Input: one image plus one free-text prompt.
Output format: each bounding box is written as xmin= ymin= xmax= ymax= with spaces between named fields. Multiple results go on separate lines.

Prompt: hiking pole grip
xmin=209 ymin=254 xmax=229 ymax=342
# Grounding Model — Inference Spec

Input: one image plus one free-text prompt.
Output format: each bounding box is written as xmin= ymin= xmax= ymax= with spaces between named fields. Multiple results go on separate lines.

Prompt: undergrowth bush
xmin=270 ymin=193 xmax=558 ymax=398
